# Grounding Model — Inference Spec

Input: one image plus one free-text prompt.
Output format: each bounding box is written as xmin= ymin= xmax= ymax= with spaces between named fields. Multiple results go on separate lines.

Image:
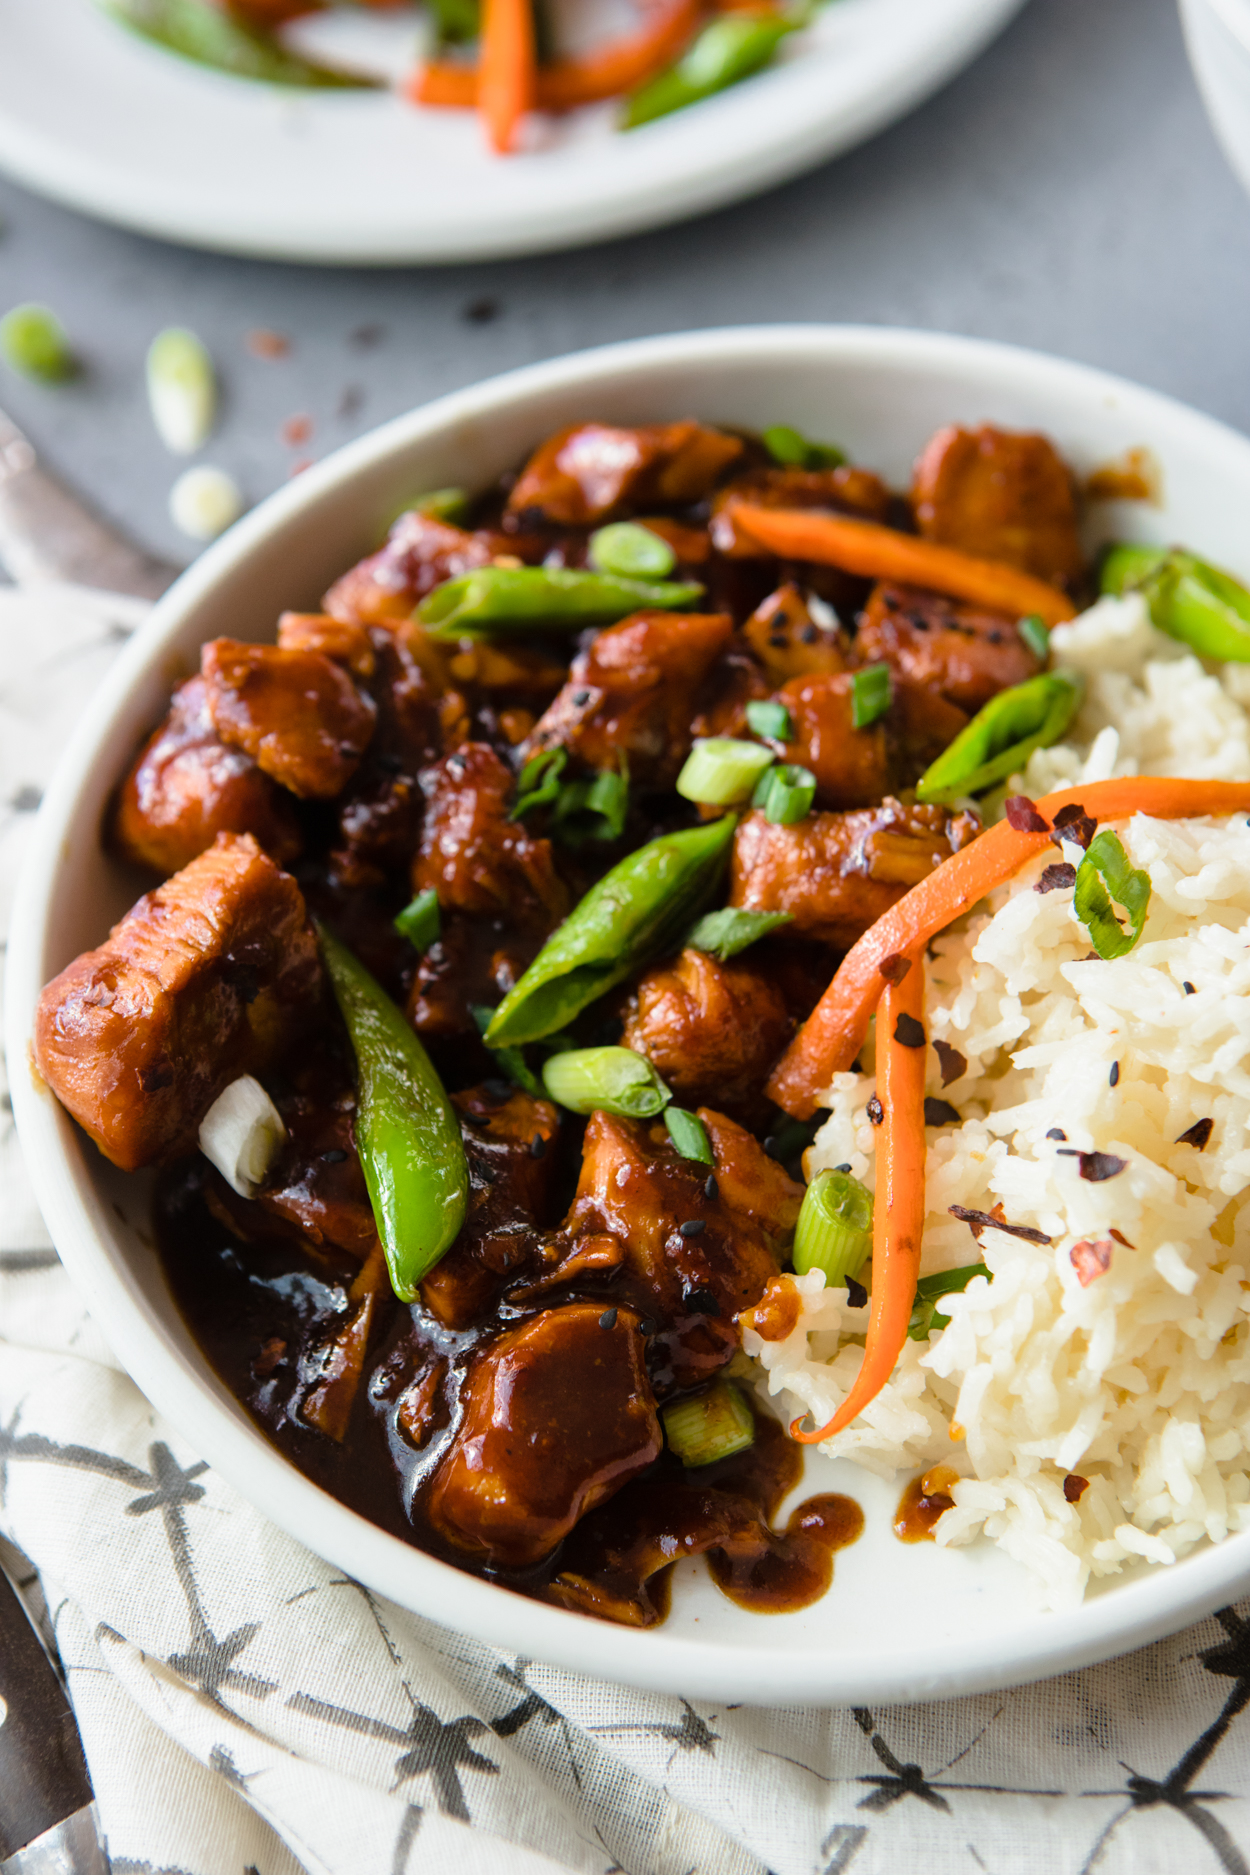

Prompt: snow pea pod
xmin=915 ymin=669 xmax=1085 ymax=804
xmin=318 ymin=923 xmax=467 ymax=1303
xmin=102 ymin=0 xmax=379 ymax=85
xmin=1101 ymin=544 xmax=1250 ymax=663
xmin=416 ymin=565 xmax=704 ymax=637
xmin=486 ymin=815 xmax=736 ymax=1047
xmin=623 ymin=10 xmax=798 ymax=128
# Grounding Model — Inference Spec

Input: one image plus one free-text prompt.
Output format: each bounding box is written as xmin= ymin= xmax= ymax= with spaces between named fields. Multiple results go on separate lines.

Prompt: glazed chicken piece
xmin=771 ymin=671 xmax=894 ymax=809
xmin=277 ymin=611 xmax=376 ymax=679
xmin=731 ymin=799 xmax=979 ymax=948
xmin=34 ymin=833 xmax=320 ymax=1171
xmin=506 ymin=420 xmax=744 ymax=525
xmin=742 ymin=584 xmax=849 ymax=687
xmin=521 ymin=610 xmax=733 ymax=791
xmin=856 ymin=582 xmax=1043 ymax=712
xmin=536 ymin=1109 xmax=799 ymax=1391
xmin=328 ymin=623 xmax=449 ymax=889
xmin=689 ymin=647 xmax=770 ymax=741
xmin=201 ymin=639 xmax=376 ymax=800
xmin=406 ymin=915 xmax=543 ymax=1037
xmin=322 ymin=509 xmax=496 ymax=625
xmin=412 ymin=743 xmax=568 ymax=922
xmin=113 ymin=675 xmax=302 ymax=877
xmin=424 ymin=1303 xmax=661 ymax=1568
xmin=911 ymin=423 xmax=1085 ymax=590
xmin=622 ymin=948 xmax=792 ymax=1112
xmin=420 ymin=1086 xmax=561 ymax=1329
xmin=710 ymin=464 xmax=892 ymax=556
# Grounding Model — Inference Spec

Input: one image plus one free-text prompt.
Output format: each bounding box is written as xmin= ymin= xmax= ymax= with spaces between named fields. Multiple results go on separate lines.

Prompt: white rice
xmin=745 ymin=594 xmax=1250 ymax=1607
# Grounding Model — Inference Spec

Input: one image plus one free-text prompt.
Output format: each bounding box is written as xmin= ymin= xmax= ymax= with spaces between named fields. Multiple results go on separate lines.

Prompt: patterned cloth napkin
xmin=3 ymin=582 xmax=1250 ymax=1875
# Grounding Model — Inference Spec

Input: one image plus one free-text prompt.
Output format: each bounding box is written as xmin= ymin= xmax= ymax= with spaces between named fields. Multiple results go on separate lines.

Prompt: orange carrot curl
xmin=478 ymin=0 xmax=536 ymax=153
xmin=726 ymin=501 xmax=1077 ymax=629
xmin=767 ymin=777 xmax=1250 ymax=1119
xmin=791 ymin=950 xmax=927 ymax=1445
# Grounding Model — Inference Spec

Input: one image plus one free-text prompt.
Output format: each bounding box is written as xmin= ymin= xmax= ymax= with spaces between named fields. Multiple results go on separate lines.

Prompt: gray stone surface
xmin=0 ymin=0 xmax=1247 ymax=569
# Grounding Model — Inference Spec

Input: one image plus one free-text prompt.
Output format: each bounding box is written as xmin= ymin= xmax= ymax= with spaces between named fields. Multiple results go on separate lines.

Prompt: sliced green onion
xmin=1018 ymin=613 xmax=1050 ymax=662
xmin=685 ymin=906 xmax=793 ymax=960
xmin=470 ymin=1003 xmax=544 ymax=1098
xmin=394 ymin=888 xmax=440 ymax=952
xmin=427 ymin=0 xmax=480 ymax=45
xmin=1074 ymin=830 xmax=1151 ymax=960
xmin=417 ymin=565 xmax=704 ymax=637
xmin=512 ymin=747 xmax=567 ymax=819
xmin=1103 ymin=543 xmax=1250 ymax=663
xmin=762 ymin=423 xmax=846 ymax=470
xmin=623 ymin=11 xmax=797 ymax=128
xmin=915 ymin=669 xmax=1085 ymax=805
xmin=541 ymin=1046 xmax=671 ymax=1118
xmin=147 ymin=327 xmax=216 ymax=454
xmin=907 ymin=1262 xmax=989 ymax=1340
xmin=677 ymin=737 xmax=774 ymax=806
xmin=753 ymin=762 xmax=816 ymax=825
xmin=792 ymin=1168 xmax=873 ymax=1284
xmin=745 ymin=698 xmax=795 ymax=742
xmin=102 ymin=0 xmax=380 ymax=85
xmin=850 ymin=662 xmax=893 ymax=730
xmin=0 ymin=304 xmax=75 ymax=382
xmin=1099 ymin=542 xmax=1169 ymax=598
xmin=665 ymin=1105 xmax=714 ymax=1163
xmin=416 ymin=486 xmax=472 ymax=524
xmin=588 ymin=521 xmax=676 ymax=579
xmin=662 ymin=1380 xmax=755 ymax=1467
xmin=553 ymin=765 xmax=629 ymax=847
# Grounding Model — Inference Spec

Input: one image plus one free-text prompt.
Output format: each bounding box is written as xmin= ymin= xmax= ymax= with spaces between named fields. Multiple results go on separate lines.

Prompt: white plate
xmin=0 ymin=0 xmax=1025 ymax=263
xmin=10 ymin=326 xmax=1250 ymax=1705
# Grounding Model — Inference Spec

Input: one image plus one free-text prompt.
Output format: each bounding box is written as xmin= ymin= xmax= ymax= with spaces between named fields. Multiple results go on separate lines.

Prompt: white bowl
xmin=9 ymin=326 xmax=1250 ymax=1706
xmin=1180 ymin=0 xmax=1250 ymax=202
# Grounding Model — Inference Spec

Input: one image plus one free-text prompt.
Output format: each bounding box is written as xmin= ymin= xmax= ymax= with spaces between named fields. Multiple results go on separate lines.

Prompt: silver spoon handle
xmin=0 ymin=406 xmax=178 ymax=601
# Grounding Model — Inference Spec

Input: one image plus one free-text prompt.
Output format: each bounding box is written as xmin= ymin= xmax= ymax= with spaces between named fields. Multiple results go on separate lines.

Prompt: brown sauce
xmin=893 ymin=1464 xmax=959 ymax=1543
xmin=1083 ymin=446 xmax=1162 ymax=506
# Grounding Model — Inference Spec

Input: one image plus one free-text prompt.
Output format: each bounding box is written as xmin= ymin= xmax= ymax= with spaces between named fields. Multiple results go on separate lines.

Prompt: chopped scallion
xmin=677 ymin=737 xmax=774 ymax=806
xmin=394 ymin=888 xmax=440 ymax=952
xmin=1018 ymin=613 xmax=1050 ymax=661
xmin=762 ymin=423 xmax=847 ymax=470
xmin=753 ymin=762 xmax=816 ymax=825
xmin=553 ymin=764 xmax=630 ymax=846
xmin=588 ymin=521 xmax=676 ymax=579
xmin=792 ymin=1168 xmax=874 ymax=1284
xmin=147 ymin=326 xmax=216 ymax=454
xmin=416 ymin=486 xmax=471 ymax=524
xmin=512 ymin=747 xmax=567 ymax=819
xmin=850 ymin=662 xmax=893 ymax=729
xmin=745 ymin=698 xmax=795 ymax=742
xmin=1074 ymin=830 xmax=1151 ymax=959
xmin=0 ymin=303 xmax=75 ymax=382
xmin=470 ymin=1003 xmax=544 ymax=1098
xmin=684 ymin=905 xmax=793 ymax=960
xmin=662 ymin=1380 xmax=755 ymax=1467
xmin=665 ymin=1106 xmax=714 ymax=1164
xmin=907 ymin=1262 xmax=989 ymax=1340
xmin=542 ymin=1046 xmax=671 ymax=1118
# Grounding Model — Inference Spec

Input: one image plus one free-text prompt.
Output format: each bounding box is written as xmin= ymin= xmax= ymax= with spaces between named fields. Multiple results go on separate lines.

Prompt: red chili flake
xmin=1005 ymin=795 xmax=1050 ymax=833
xmin=252 ymin=1335 xmax=286 ymax=1377
xmin=1109 ymin=1228 xmax=1136 ymax=1249
xmin=246 ymin=327 xmax=290 ymax=359
xmin=949 ymin=1203 xmax=1053 ymax=1246
xmin=1051 ymin=803 xmax=1097 ymax=850
xmin=1071 ymin=1238 xmax=1113 ymax=1285
xmin=1036 ymin=862 xmax=1077 ymax=894
xmin=1063 ymin=1473 xmax=1090 ymax=1503
xmin=1079 ymin=1151 xmax=1127 ymax=1182
xmin=933 ymin=1039 xmax=966 ymax=1086
xmin=282 ymin=413 xmax=313 ymax=447
xmin=867 ymin=1095 xmax=884 ymax=1125
xmin=924 ymin=1098 xmax=961 ymax=1126
xmin=845 ymin=1275 xmax=868 ymax=1308
xmin=879 ymin=952 xmax=912 ymax=985
xmin=1176 ymin=1118 xmax=1214 ymax=1150
xmin=894 ymin=1012 xmax=926 ymax=1049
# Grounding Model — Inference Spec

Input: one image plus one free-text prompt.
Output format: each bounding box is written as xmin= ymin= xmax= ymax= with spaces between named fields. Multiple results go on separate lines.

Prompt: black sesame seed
xmin=867 ymin=1095 xmax=884 ymax=1126
xmin=800 ymin=624 xmax=818 ymax=644
xmin=572 ymin=689 xmax=592 ymax=707
xmin=320 ymin=1148 xmax=348 ymax=1164
xmin=1109 ymin=1061 xmax=1120 ymax=1088
xmin=1056 ymin=1147 xmax=1080 ymax=1156
xmin=598 ymin=1308 xmax=618 ymax=1330
xmin=834 ymin=1162 xmax=852 ymax=1174
xmin=1183 ymin=981 xmax=1196 ymax=995
xmin=638 ymin=1317 xmax=657 ymax=1336
xmin=704 ymin=1174 xmax=718 ymax=1200
xmin=1046 ymin=1128 xmax=1067 ymax=1141
xmin=679 ymin=1219 xmax=705 ymax=1238
xmin=529 ymin=1133 xmax=547 ymax=1159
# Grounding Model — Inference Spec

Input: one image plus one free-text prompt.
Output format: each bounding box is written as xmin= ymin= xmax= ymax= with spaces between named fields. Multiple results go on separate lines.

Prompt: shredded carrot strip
xmin=767 ymin=777 xmax=1250 ymax=1118
xmin=413 ymin=0 xmax=700 ymax=113
xmin=726 ymin=501 xmax=1076 ymax=628
xmin=478 ymin=0 xmax=535 ymax=153
xmin=791 ymin=951 xmax=927 ymax=1445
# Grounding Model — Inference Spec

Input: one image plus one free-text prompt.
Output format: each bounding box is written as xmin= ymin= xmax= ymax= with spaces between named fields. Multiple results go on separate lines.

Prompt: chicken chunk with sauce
xmin=202 ymin=639 xmax=377 ymax=800
xmin=622 ymin=948 xmax=792 ymax=1112
xmin=911 ymin=423 xmax=1085 ymax=591
xmin=507 ymin=420 xmax=743 ymax=525
xmin=413 ymin=743 xmax=568 ymax=923
xmin=856 ymin=582 xmax=1043 ymax=712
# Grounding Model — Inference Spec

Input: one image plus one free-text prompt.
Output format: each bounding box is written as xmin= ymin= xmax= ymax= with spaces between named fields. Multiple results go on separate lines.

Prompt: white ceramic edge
xmin=10 ymin=325 xmax=1250 ymax=1705
xmin=1203 ymin=0 xmax=1250 ymax=52
xmin=0 ymin=0 xmax=1024 ymax=263
xmin=1180 ymin=0 xmax=1250 ymax=203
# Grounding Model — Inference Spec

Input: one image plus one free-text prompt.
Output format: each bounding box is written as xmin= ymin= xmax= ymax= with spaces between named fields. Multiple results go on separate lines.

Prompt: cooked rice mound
xmin=745 ymin=593 xmax=1250 ymax=1608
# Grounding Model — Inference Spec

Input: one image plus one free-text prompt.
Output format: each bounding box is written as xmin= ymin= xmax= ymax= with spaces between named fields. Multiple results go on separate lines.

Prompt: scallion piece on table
xmin=761 ymin=423 xmax=847 ymax=470
xmin=850 ymin=662 xmax=893 ymax=729
xmin=394 ymin=888 xmax=440 ymax=952
xmin=542 ymin=1046 xmax=671 ymax=1118
xmin=1102 ymin=542 xmax=1250 ymax=663
xmin=147 ymin=327 xmax=216 ymax=455
xmin=665 ymin=1105 xmax=714 ymax=1164
xmin=792 ymin=1168 xmax=874 ymax=1284
xmin=0 ymin=303 xmax=75 ymax=382
xmin=907 ymin=1262 xmax=990 ymax=1340
xmin=417 ymin=565 xmax=704 ymax=637
xmin=677 ymin=737 xmax=774 ymax=806
xmin=684 ymin=905 xmax=793 ymax=960
xmin=662 ymin=1380 xmax=755 ymax=1467
xmin=753 ymin=762 xmax=816 ymax=824
xmin=1074 ymin=829 xmax=1152 ymax=959
xmin=1018 ymin=613 xmax=1050 ymax=662
xmin=745 ymin=698 xmax=795 ymax=742
xmin=915 ymin=669 xmax=1085 ymax=804
xmin=588 ymin=521 xmax=677 ymax=579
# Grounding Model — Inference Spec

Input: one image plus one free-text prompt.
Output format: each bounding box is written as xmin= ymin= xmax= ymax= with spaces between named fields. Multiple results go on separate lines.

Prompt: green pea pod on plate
xmin=416 ymin=565 xmax=705 ymax=637
xmin=319 ymin=923 xmax=468 ymax=1302
xmin=915 ymin=669 xmax=1085 ymax=805
xmin=486 ymin=814 xmax=736 ymax=1047
xmin=1101 ymin=543 xmax=1250 ymax=663
xmin=101 ymin=0 xmax=380 ymax=86
xmin=623 ymin=8 xmax=799 ymax=128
